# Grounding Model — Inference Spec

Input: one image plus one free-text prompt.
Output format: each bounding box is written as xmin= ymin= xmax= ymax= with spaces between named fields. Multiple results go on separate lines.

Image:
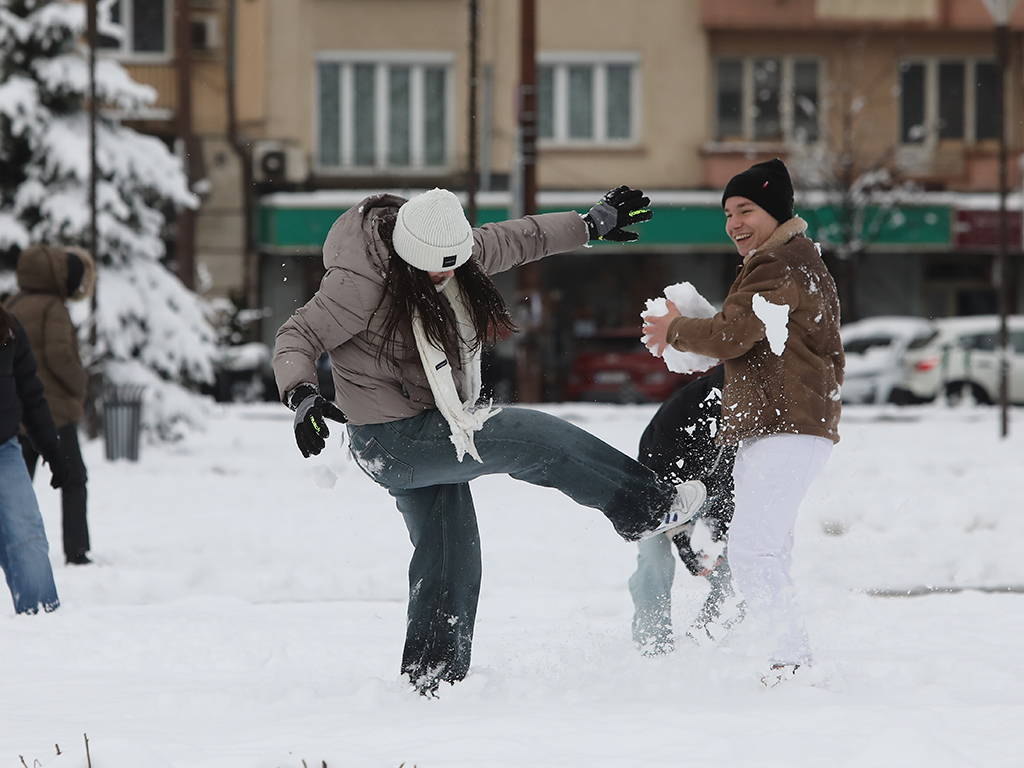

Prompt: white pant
xmin=729 ymin=433 xmax=832 ymax=666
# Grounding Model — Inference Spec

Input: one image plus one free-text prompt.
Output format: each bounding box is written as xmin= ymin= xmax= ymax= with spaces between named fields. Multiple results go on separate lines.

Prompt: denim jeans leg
xmin=628 ymin=534 xmax=676 ymax=653
xmin=391 ymin=483 xmax=481 ymax=692
xmin=350 ymin=407 xmax=674 ymax=540
xmin=0 ymin=437 xmax=59 ymax=614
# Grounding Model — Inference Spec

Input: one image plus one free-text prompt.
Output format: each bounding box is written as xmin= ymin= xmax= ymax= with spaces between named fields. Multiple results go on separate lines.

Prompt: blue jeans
xmin=0 ymin=436 xmax=59 ymax=614
xmin=347 ymin=407 xmax=675 ymax=691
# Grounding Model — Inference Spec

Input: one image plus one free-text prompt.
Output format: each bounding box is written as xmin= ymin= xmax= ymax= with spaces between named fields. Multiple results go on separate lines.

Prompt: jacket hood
xmin=322 ymin=193 xmax=406 ymax=272
xmin=16 ymin=244 xmax=97 ymax=301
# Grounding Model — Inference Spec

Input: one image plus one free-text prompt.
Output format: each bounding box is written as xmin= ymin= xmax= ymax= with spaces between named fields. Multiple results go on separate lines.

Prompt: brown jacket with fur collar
xmin=666 ymin=217 xmax=844 ymax=445
xmin=5 ymin=244 xmax=96 ymax=428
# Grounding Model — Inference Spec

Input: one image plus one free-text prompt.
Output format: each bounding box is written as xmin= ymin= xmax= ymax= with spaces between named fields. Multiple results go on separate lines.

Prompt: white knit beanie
xmin=392 ymin=188 xmax=474 ymax=272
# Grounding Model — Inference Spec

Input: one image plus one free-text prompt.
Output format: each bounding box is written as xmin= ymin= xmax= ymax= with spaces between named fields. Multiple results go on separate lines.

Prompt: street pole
xmin=87 ymin=0 xmax=97 ymax=264
xmin=175 ymin=0 xmax=196 ymax=290
xmin=996 ymin=20 xmax=1010 ymax=438
xmin=516 ymin=0 xmax=542 ymax=402
xmin=466 ymin=0 xmax=479 ymax=227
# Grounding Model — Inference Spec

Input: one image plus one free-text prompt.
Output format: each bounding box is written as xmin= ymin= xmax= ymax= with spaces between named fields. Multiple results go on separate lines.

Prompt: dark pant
xmin=347 ymin=406 xmax=675 ymax=692
xmin=21 ymin=423 xmax=90 ymax=561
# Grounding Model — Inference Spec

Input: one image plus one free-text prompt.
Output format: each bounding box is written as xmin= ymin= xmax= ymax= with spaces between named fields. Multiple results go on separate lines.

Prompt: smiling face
xmin=723 ymin=196 xmax=779 ymax=258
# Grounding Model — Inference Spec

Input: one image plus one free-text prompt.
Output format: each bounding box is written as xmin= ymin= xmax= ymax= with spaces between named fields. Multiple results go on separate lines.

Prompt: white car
xmin=840 ymin=316 xmax=936 ymax=404
xmin=898 ymin=315 xmax=1024 ymax=405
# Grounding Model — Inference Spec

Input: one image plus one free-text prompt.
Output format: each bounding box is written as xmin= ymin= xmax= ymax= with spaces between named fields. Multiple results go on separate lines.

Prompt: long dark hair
xmin=374 ymin=213 xmax=517 ymax=363
xmin=0 ymin=305 xmax=12 ymax=345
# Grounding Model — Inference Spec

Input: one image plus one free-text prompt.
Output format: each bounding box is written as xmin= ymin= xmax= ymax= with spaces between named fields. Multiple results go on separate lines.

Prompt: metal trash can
xmin=102 ymin=385 xmax=145 ymax=461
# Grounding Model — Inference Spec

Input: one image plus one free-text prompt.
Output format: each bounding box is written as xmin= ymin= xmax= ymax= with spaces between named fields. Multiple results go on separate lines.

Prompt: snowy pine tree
xmin=0 ymin=0 xmax=217 ymax=437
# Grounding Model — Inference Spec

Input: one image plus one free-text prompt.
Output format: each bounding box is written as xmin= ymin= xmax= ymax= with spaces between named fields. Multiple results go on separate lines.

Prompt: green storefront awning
xmin=257 ymin=196 xmax=952 ymax=254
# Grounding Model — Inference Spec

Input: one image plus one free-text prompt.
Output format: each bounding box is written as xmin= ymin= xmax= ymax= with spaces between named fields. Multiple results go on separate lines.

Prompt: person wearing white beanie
xmin=274 ymin=185 xmax=708 ymax=696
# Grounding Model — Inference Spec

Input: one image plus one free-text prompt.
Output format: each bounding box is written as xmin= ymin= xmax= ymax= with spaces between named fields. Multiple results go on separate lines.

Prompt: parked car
xmin=896 ymin=315 xmax=1024 ymax=405
xmin=840 ymin=316 xmax=936 ymax=404
xmin=206 ymin=342 xmax=276 ymax=403
xmin=564 ymin=328 xmax=702 ymax=403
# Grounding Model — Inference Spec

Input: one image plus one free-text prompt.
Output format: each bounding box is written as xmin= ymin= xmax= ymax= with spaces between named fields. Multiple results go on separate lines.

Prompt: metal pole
xmin=996 ymin=22 xmax=1010 ymax=438
xmin=466 ymin=0 xmax=479 ymax=226
xmin=87 ymin=0 xmax=97 ymax=263
xmin=175 ymin=0 xmax=196 ymax=290
xmin=516 ymin=0 xmax=542 ymax=402
xmin=519 ymin=0 xmax=536 ymax=217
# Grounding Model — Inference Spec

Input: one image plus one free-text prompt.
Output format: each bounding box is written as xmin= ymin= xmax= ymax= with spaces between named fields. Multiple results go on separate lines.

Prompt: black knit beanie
xmin=66 ymin=251 xmax=85 ymax=297
xmin=721 ymin=158 xmax=794 ymax=225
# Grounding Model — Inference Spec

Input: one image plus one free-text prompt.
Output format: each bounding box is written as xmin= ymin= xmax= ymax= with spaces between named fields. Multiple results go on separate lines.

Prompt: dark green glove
xmin=581 ymin=185 xmax=653 ymax=242
xmin=287 ymin=384 xmax=348 ymax=458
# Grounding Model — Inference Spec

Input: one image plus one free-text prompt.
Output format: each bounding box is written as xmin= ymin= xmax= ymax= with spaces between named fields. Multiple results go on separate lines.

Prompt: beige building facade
xmin=95 ymin=0 xmax=1024 ymax=397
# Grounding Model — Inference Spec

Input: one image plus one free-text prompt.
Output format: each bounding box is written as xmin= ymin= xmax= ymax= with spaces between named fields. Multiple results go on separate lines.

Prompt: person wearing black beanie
xmin=641 ymin=157 xmax=844 ymax=684
xmin=721 ymin=157 xmax=794 ymax=227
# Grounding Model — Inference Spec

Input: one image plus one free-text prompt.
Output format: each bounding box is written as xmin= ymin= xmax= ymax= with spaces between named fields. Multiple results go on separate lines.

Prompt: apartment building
xmin=98 ymin=0 xmax=1024 ymax=397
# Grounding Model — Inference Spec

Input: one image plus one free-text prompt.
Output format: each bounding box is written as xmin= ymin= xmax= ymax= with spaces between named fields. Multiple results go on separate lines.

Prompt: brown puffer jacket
xmin=666 ymin=217 xmax=844 ymax=445
xmin=5 ymin=244 xmax=96 ymax=428
xmin=274 ymin=193 xmax=589 ymax=425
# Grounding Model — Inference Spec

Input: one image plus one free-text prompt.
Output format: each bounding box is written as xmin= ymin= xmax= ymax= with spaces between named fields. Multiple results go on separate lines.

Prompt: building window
xmin=317 ymin=55 xmax=453 ymax=171
xmin=97 ymin=0 xmax=168 ymax=58
xmin=537 ymin=54 xmax=640 ymax=145
xmin=899 ymin=58 xmax=999 ymax=145
xmin=714 ymin=56 xmax=822 ymax=144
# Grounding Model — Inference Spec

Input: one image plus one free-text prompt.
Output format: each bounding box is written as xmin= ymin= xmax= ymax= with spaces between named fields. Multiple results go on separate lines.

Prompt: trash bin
xmin=102 ymin=384 xmax=145 ymax=461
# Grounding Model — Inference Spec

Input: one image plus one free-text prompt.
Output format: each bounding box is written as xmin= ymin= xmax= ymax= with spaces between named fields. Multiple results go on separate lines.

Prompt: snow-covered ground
xmin=3 ymin=400 xmax=1023 ymax=767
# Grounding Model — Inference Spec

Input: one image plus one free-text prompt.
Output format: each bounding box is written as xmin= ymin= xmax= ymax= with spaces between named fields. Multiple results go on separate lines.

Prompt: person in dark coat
xmin=628 ymin=365 xmax=742 ymax=655
xmin=5 ymin=244 xmax=96 ymax=564
xmin=0 ymin=304 xmax=65 ymax=613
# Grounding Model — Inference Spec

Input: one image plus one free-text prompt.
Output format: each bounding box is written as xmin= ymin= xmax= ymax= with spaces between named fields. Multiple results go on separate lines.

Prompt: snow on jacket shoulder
xmin=273 ymin=193 xmax=588 ymax=425
xmin=5 ymin=244 xmax=94 ymax=428
xmin=666 ymin=217 xmax=844 ymax=445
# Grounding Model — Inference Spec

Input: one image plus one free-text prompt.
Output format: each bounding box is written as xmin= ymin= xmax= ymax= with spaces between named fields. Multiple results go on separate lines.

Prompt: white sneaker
xmin=640 ymin=480 xmax=707 ymax=540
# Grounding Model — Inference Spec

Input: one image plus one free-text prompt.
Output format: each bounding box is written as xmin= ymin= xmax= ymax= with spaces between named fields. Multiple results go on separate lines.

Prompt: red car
xmin=564 ymin=328 xmax=703 ymax=403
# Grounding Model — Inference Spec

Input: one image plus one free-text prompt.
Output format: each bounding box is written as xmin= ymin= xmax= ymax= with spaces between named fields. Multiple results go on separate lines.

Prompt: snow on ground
xmin=3 ymin=401 xmax=1024 ymax=767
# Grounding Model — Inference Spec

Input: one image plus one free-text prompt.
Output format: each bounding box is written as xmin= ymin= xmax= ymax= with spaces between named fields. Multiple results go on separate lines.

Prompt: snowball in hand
xmin=642 ymin=282 xmax=720 ymax=374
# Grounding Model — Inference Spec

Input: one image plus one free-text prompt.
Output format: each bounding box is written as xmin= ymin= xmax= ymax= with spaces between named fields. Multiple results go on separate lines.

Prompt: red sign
xmin=953 ymin=209 xmax=1023 ymax=250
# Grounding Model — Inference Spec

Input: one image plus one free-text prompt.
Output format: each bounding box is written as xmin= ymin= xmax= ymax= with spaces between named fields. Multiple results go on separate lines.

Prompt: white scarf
xmin=411 ymin=277 xmax=500 ymax=462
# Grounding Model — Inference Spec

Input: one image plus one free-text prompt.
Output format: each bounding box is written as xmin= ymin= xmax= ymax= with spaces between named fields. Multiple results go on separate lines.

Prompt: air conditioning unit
xmin=191 ymin=14 xmax=220 ymax=52
xmin=252 ymin=141 xmax=308 ymax=184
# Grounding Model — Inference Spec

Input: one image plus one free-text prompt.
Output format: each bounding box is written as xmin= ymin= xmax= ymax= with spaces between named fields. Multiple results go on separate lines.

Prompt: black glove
xmin=581 ymin=185 xmax=653 ymax=242
xmin=41 ymin=448 xmax=68 ymax=490
xmin=287 ymin=384 xmax=348 ymax=458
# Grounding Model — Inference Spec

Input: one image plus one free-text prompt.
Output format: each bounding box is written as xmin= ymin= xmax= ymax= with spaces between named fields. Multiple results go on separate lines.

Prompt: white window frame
xmin=712 ymin=55 xmax=826 ymax=146
xmin=315 ymin=51 xmax=456 ymax=174
xmin=96 ymin=0 xmax=173 ymax=63
xmin=536 ymin=52 xmax=642 ymax=147
xmin=898 ymin=57 xmax=998 ymax=147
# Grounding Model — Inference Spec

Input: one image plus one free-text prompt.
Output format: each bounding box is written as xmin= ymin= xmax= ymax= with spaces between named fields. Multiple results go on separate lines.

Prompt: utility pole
xmin=515 ymin=0 xmax=543 ymax=402
xmin=982 ymin=0 xmax=1019 ymax=437
xmin=87 ymin=0 xmax=98 ymax=266
xmin=175 ymin=0 xmax=196 ymax=290
xmin=466 ymin=0 xmax=479 ymax=226
xmin=226 ymin=0 xmax=258 ymax=316
xmin=996 ymin=19 xmax=1010 ymax=438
